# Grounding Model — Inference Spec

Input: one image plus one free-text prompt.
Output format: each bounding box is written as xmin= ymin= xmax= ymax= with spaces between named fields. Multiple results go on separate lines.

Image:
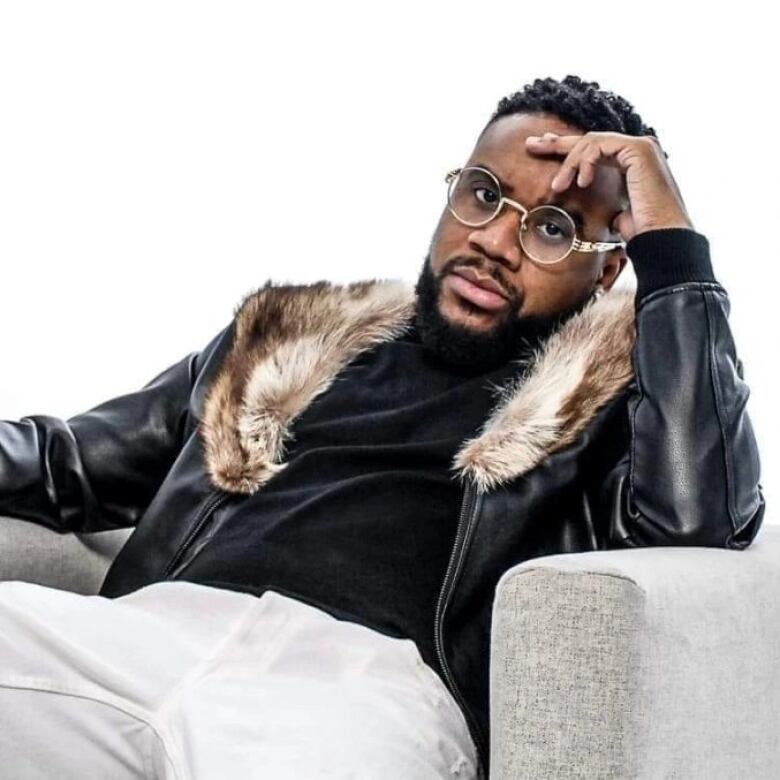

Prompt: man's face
xmin=413 ymin=111 xmax=629 ymax=372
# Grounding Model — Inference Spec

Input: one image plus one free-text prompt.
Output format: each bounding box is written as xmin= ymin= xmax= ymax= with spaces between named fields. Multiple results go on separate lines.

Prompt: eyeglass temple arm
xmin=573 ymin=237 xmax=628 ymax=251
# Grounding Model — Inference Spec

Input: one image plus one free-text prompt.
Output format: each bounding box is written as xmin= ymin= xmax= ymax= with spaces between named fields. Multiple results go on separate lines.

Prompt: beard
xmin=412 ymin=252 xmax=597 ymax=374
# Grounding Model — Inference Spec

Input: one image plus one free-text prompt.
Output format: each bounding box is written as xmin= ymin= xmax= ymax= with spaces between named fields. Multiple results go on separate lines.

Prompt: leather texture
xmin=440 ymin=285 xmax=765 ymax=775
xmin=0 ymin=277 xmax=766 ymax=779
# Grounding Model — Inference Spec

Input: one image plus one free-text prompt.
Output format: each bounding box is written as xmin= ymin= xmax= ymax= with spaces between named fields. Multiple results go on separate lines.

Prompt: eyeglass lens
xmin=447 ymin=167 xmax=576 ymax=264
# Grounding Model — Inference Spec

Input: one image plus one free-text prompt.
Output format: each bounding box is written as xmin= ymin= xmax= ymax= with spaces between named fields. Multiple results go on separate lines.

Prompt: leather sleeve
xmin=0 ymin=326 xmax=228 ymax=534
xmin=596 ymin=228 xmax=766 ymax=550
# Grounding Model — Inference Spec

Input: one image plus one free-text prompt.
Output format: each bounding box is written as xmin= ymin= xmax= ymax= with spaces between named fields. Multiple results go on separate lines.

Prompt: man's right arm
xmin=0 ymin=324 xmax=230 ymax=534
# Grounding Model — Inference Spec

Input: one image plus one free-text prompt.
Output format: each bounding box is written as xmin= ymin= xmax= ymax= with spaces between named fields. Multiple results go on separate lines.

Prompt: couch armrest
xmin=490 ymin=525 xmax=780 ymax=780
xmin=0 ymin=515 xmax=132 ymax=594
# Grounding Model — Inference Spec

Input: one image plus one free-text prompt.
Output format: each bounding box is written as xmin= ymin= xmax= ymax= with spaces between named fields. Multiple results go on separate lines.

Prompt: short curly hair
xmin=482 ymin=74 xmax=664 ymax=154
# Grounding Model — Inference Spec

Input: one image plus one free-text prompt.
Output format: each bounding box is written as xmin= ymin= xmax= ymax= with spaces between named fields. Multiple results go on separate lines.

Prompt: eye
xmin=539 ymin=220 xmax=563 ymax=238
xmin=473 ymin=186 xmax=499 ymax=205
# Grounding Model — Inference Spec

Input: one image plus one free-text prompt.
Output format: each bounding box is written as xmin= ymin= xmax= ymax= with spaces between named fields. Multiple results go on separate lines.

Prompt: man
xmin=0 ymin=74 xmax=765 ymax=779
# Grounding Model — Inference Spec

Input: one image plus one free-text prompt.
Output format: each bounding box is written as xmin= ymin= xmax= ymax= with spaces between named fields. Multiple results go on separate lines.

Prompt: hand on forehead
xmin=468 ymin=113 xmax=628 ymax=217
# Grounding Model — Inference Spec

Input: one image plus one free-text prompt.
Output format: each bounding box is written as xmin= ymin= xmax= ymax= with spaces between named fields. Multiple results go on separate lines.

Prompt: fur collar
xmin=198 ymin=277 xmax=637 ymax=496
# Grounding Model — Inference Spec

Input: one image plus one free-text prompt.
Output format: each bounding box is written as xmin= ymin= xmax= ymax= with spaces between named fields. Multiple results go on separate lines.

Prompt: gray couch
xmin=1 ymin=516 xmax=779 ymax=779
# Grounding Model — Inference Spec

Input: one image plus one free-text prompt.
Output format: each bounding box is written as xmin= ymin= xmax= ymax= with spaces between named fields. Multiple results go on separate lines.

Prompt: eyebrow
xmin=471 ymin=163 xmax=587 ymax=231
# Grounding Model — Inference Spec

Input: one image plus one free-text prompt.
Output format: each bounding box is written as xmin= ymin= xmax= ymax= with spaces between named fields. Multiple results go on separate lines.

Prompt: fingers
xmin=526 ymin=134 xmax=598 ymax=192
xmin=576 ymin=158 xmax=597 ymax=188
xmin=527 ymin=133 xmax=622 ymax=193
xmin=551 ymin=139 xmax=592 ymax=191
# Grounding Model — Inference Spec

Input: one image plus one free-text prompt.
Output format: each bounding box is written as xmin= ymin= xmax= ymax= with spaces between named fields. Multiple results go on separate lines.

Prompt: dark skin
xmin=413 ymin=110 xmax=694 ymax=371
xmin=428 ymin=111 xmax=630 ymax=332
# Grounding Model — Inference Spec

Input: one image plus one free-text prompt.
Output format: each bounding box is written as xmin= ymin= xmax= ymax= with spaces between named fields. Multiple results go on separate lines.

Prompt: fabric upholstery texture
xmin=0 ymin=516 xmax=130 ymax=593
xmin=2 ymin=515 xmax=778 ymax=778
xmin=491 ymin=525 xmax=780 ymax=779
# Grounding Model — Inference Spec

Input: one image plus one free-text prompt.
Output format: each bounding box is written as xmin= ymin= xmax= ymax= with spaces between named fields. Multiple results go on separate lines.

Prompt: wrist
xmin=626 ymin=227 xmax=718 ymax=300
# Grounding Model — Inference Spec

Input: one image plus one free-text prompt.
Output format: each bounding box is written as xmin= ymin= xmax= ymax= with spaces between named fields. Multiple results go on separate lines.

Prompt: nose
xmin=467 ymin=205 xmax=523 ymax=272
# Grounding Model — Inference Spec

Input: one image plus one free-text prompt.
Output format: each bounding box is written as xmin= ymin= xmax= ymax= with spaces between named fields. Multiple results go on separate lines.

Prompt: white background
xmin=1 ymin=1 xmax=776 ymax=522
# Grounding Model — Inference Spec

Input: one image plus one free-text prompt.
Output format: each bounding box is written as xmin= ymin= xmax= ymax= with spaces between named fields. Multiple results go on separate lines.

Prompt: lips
xmin=447 ymin=271 xmax=510 ymax=313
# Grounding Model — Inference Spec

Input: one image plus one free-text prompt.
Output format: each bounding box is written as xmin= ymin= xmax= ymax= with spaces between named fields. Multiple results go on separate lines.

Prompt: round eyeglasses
xmin=445 ymin=166 xmax=626 ymax=265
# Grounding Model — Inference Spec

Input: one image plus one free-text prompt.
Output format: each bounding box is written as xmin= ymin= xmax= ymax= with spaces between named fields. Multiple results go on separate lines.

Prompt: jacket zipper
xmin=162 ymin=489 xmax=231 ymax=579
xmin=165 ymin=483 xmax=489 ymax=773
xmin=434 ymin=480 xmax=489 ymax=779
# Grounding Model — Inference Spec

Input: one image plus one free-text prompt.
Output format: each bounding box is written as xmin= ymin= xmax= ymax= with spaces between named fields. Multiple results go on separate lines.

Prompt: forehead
xmin=466 ymin=112 xmax=627 ymax=216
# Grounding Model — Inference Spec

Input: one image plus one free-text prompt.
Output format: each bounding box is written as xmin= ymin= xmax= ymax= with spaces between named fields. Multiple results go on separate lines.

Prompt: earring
xmin=593 ymin=284 xmax=606 ymax=300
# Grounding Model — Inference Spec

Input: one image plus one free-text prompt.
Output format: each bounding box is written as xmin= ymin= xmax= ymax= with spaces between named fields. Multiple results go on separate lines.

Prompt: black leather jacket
xmin=0 ymin=228 xmax=766 ymax=779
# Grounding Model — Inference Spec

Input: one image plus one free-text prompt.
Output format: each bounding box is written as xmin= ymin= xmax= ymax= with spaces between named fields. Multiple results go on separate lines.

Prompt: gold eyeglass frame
xmin=445 ymin=166 xmax=627 ymax=265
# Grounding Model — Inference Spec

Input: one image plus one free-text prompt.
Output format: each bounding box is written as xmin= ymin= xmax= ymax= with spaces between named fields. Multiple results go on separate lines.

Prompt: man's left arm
xmin=596 ymin=227 xmax=766 ymax=549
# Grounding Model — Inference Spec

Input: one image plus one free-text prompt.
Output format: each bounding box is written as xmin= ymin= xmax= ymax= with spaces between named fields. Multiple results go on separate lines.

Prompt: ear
xmin=599 ymin=251 xmax=628 ymax=291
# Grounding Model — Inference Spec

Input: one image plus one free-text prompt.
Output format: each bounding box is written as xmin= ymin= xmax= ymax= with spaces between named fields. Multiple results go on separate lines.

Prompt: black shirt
xmin=176 ymin=323 xmax=528 ymax=675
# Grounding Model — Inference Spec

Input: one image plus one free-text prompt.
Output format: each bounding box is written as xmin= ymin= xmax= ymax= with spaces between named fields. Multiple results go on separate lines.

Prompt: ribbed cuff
xmin=626 ymin=227 xmax=718 ymax=300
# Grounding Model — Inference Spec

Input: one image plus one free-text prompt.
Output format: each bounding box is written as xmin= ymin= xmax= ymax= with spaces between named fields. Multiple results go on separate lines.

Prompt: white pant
xmin=0 ymin=580 xmax=478 ymax=779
